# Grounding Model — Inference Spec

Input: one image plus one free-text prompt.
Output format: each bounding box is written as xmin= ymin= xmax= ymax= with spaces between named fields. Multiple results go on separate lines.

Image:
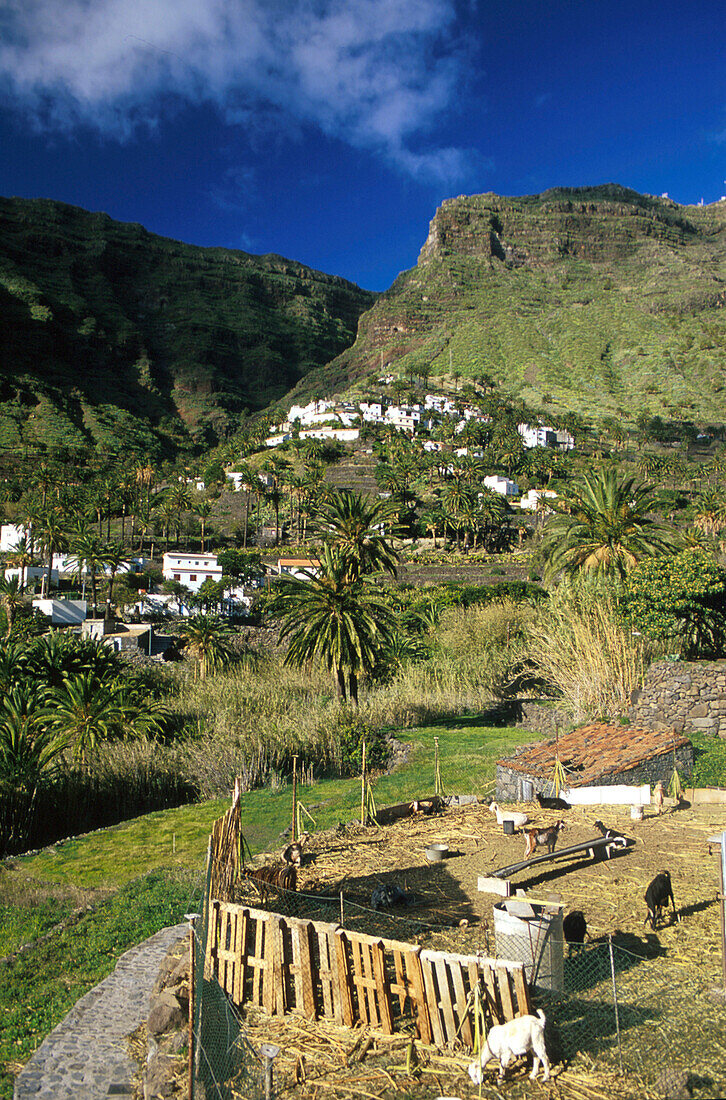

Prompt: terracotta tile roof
xmin=497 ymin=724 xmax=691 ymax=786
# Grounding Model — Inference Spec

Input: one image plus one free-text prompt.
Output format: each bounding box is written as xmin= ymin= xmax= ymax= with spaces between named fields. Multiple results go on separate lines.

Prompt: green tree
xmin=0 ymin=575 xmax=26 ymax=639
xmin=68 ymin=532 xmax=110 ymax=619
xmin=0 ymin=684 xmax=65 ymax=854
xmin=627 ymin=548 xmax=726 ymax=658
xmin=542 ymin=468 xmax=677 ymax=581
xmin=315 ymin=490 xmax=399 ymax=581
xmin=176 ymin=615 xmax=239 ymax=679
xmin=50 ymin=672 xmax=126 ymax=768
xmin=268 ymin=546 xmax=398 ymax=704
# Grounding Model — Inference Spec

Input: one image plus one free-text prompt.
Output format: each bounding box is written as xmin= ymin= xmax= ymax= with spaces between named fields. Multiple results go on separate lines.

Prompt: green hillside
xmin=0 ymin=197 xmax=375 ymax=457
xmin=292 ymin=185 xmax=726 ymax=427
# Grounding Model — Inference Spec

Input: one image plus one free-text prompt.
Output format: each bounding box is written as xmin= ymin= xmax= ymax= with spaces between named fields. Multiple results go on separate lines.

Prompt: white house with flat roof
xmin=483 ymin=474 xmax=519 ymax=496
xmin=162 ymin=552 xmax=223 ymax=593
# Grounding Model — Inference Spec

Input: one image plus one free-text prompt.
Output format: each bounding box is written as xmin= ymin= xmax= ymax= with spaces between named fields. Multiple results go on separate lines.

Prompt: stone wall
xmin=628 ymin=660 xmax=726 ymax=740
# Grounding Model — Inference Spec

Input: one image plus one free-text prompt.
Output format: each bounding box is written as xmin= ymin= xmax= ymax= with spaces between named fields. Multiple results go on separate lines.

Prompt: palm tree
xmin=0 ymin=684 xmax=65 ymax=853
xmin=268 ymin=546 xmax=398 ymax=704
xmin=38 ymin=511 xmax=67 ymax=598
xmin=0 ymin=575 xmax=26 ymax=639
xmin=196 ymin=498 xmax=213 ymax=552
xmin=176 ymin=615 xmax=239 ymax=680
xmin=68 ymin=532 xmax=110 ymax=619
xmin=50 ymin=672 xmax=126 ymax=768
xmin=542 ymin=467 xmax=678 ymax=581
xmin=315 ymin=489 xmax=400 ymax=580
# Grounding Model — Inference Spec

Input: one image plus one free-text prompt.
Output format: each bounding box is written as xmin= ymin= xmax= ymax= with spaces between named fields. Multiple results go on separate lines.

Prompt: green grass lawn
xmin=13 ymin=719 xmax=535 ymax=890
xmin=0 ymin=717 xmax=537 ymax=1100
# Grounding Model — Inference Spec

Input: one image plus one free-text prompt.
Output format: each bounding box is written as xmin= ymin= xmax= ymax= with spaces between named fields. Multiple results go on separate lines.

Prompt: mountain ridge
xmin=0 ymin=195 xmax=376 ymax=457
xmin=289 ymin=185 xmax=726 ymax=428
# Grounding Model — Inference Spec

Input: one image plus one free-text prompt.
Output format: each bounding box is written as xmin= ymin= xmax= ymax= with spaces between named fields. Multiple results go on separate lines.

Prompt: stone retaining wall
xmin=628 ymin=660 xmax=726 ymax=740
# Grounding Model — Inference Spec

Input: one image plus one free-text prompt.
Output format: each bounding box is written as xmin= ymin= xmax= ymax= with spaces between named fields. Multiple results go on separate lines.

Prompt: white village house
xmin=162 ymin=552 xmax=223 ymax=593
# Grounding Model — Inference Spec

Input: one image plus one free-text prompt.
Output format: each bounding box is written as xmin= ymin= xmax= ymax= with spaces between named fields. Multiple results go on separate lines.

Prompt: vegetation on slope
xmin=0 ymin=197 xmax=376 ymax=457
xmin=296 ymin=185 xmax=726 ymax=427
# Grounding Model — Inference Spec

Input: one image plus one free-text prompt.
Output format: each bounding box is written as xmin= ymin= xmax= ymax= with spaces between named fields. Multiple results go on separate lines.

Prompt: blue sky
xmin=0 ymin=0 xmax=724 ymax=291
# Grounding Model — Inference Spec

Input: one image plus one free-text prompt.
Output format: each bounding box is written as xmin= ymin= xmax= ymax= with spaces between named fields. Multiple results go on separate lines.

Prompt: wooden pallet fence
xmin=206 ymin=901 xmax=531 ymax=1050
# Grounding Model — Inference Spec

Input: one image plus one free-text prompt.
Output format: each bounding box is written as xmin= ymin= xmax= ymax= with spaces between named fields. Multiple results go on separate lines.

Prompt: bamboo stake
xmin=292 ymin=755 xmax=298 ymax=841
xmin=361 ymin=742 xmax=367 ymax=826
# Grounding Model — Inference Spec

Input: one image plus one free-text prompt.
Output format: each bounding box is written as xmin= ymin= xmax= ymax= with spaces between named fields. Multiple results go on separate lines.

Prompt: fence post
xmin=260 ymin=1043 xmax=280 ymax=1100
xmin=361 ymin=741 xmax=367 ymax=826
xmin=292 ymin=755 xmax=298 ymax=841
xmin=608 ymin=935 xmax=623 ymax=1074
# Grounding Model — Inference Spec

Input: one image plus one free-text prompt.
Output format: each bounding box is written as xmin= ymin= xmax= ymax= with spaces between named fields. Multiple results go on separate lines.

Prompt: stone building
xmin=496 ymin=723 xmax=693 ymax=802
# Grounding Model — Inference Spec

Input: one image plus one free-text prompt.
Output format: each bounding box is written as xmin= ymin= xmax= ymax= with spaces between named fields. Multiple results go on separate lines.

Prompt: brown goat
xmin=523 ymin=820 xmax=565 ymax=859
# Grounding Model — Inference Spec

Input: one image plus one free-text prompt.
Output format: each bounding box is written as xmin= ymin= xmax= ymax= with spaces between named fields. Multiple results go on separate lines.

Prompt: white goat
xmin=488 ymin=801 xmax=529 ymax=829
xmin=468 ymin=1010 xmax=550 ymax=1083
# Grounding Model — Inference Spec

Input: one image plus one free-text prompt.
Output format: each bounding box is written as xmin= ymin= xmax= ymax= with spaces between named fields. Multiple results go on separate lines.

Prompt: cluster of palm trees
xmin=0 ymin=633 xmax=166 ymax=853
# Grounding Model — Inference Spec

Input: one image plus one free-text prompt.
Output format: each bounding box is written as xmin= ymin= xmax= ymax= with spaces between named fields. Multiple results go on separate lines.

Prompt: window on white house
xmin=173 ymin=574 xmax=181 ymax=581
xmin=190 ymin=574 xmax=197 ymax=582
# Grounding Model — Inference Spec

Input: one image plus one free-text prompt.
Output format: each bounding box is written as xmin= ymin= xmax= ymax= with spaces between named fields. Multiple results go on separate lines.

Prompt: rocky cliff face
xmin=297 ymin=185 xmax=726 ymax=426
xmin=418 ymin=187 xmax=698 ymax=266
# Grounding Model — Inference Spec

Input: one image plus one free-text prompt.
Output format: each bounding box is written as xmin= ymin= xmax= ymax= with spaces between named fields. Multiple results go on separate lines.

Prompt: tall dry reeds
xmin=171 ymin=647 xmax=506 ymax=798
xmin=527 ymin=580 xmax=656 ymax=722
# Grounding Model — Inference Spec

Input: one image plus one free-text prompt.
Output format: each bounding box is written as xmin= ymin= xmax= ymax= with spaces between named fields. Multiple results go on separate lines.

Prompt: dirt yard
xmin=235 ymin=799 xmax=726 ymax=1100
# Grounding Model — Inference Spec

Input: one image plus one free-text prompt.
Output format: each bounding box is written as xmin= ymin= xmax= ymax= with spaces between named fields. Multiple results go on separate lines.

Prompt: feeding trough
xmin=426 ymin=842 xmax=449 ymax=862
xmin=502 ymin=819 xmax=515 ymax=835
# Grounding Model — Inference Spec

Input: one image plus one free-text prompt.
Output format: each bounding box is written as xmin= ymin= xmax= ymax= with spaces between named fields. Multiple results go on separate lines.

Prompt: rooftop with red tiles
xmin=497 ymin=723 xmax=691 ymax=786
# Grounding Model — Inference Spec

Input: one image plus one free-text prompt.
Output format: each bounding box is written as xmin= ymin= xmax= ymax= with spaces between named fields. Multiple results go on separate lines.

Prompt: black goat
xmin=371 ymin=883 xmax=411 ymax=911
xmin=536 ymin=792 xmax=571 ymax=810
xmin=644 ymin=870 xmax=679 ymax=929
xmin=563 ymin=910 xmax=587 ymax=946
xmin=592 ymin=820 xmax=629 ymax=859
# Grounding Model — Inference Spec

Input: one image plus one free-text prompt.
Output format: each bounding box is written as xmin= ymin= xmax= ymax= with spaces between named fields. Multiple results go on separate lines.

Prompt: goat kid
xmin=468 ymin=1010 xmax=550 ymax=1084
xmin=592 ymin=820 xmax=629 ymax=859
xmin=245 ymin=863 xmax=297 ymax=901
xmin=644 ymin=870 xmax=679 ymax=929
xmin=523 ymin=820 xmax=565 ymax=858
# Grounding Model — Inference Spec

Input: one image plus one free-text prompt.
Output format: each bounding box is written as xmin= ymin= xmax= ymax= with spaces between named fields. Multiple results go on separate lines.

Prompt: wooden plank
xmin=298 ymin=922 xmax=317 ymax=1019
xmin=361 ymin=941 xmax=379 ymax=1027
xmin=477 ymin=876 xmax=512 ymax=897
xmin=233 ymin=909 xmax=246 ymax=1006
xmin=392 ymin=949 xmax=408 ymax=1017
xmin=317 ymin=927 xmax=335 ymax=1020
xmin=406 ymin=949 xmax=432 ymax=1045
xmin=477 ymin=961 xmax=501 ymax=1025
xmin=271 ymin=915 xmax=286 ymax=1016
xmin=255 ymin=913 xmax=267 ymax=1009
xmin=449 ymin=960 xmax=473 ymax=1048
xmin=512 ymin=964 xmax=531 ymax=1016
xmin=434 ymin=956 xmax=457 ymax=1043
xmin=334 ymin=929 xmax=355 ymax=1028
xmin=420 ymin=955 xmax=445 ymax=1048
xmin=371 ymin=940 xmax=394 ymax=1035
xmin=496 ymin=964 xmax=515 ymax=1021
xmin=349 ymin=935 xmax=368 ymax=1024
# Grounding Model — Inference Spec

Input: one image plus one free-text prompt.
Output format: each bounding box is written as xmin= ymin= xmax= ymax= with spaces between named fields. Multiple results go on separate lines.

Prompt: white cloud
xmin=0 ymin=0 xmax=474 ymax=182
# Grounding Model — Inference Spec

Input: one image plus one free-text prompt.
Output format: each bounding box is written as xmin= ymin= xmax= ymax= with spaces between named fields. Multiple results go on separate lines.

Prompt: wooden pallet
xmin=206 ymin=900 xmax=531 ymax=1050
